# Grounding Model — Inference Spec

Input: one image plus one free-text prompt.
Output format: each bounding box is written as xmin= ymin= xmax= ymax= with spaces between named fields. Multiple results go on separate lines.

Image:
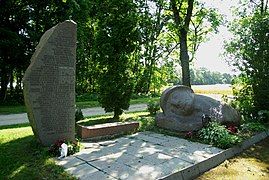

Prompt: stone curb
xmin=161 ymin=130 xmax=269 ymax=180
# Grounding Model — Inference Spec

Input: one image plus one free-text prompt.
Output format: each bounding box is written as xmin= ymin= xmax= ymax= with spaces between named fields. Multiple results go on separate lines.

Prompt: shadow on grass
xmin=78 ymin=117 xmax=119 ymax=126
xmin=78 ymin=112 xmax=151 ymax=127
xmin=0 ymin=123 xmax=30 ymax=130
xmin=0 ymin=105 xmax=27 ymax=115
xmin=0 ymin=134 xmax=76 ymax=179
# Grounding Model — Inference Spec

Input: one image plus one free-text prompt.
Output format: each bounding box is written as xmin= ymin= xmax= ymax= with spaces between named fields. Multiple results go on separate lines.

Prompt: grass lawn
xmin=198 ymin=137 xmax=269 ymax=179
xmin=0 ymin=124 xmax=76 ymax=179
xmin=0 ymin=105 xmax=27 ymax=115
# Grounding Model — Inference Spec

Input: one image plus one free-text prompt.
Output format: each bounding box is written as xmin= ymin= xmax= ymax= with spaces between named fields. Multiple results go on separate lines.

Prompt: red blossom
xmin=227 ymin=125 xmax=238 ymax=134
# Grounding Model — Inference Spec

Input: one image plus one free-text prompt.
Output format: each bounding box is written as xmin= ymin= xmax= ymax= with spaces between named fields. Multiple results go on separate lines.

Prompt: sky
xmin=194 ymin=0 xmax=239 ymax=74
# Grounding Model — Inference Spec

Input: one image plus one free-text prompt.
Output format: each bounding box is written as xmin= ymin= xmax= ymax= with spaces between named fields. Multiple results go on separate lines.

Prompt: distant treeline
xmin=167 ymin=67 xmax=233 ymax=86
xmin=190 ymin=68 xmax=232 ymax=85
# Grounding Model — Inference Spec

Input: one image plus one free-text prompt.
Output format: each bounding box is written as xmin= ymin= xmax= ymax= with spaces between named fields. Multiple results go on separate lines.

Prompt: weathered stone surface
xmin=156 ymin=85 xmax=240 ymax=131
xmin=23 ymin=20 xmax=77 ymax=146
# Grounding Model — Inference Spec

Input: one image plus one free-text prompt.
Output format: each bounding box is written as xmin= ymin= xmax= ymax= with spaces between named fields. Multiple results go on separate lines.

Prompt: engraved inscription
xmin=23 ymin=21 xmax=77 ymax=146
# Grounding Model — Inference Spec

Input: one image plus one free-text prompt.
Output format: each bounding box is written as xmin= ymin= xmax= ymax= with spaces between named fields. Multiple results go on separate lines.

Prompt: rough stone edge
xmin=160 ymin=130 xmax=269 ymax=180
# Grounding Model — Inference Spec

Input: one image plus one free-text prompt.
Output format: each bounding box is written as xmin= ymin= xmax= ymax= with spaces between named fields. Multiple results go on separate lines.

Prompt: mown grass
xmin=0 ymin=105 xmax=27 ymax=115
xmin=0 ymin=124 xmax=76 ymax=179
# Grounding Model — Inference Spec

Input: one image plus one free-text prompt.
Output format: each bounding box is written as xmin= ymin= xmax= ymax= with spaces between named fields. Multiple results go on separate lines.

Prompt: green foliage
xmin=0 ymin=0 xmax=94 ymax=103
xmin=75 ymin=107 xmax=84 ymax=122
xmin=190 ymin=67 xmax=233 ymax=85
xmin=199 ymin=121 xmax=242 ymax=149
xmin=66 ymin=140 xmax=81 ymax=155
xmin=230 ymin=75 xmax=255 ymax=118
xmin=92 ymin=0 xmax=139 ymax=119
xmin=225 ymin=3 xmax=269 ymax=120
xmin=147 ymin=101 xmax=160 ymax=116
xmin=137 ymin=116 xmax=156 ymax=131
xmin=49 ymin=139 xmax=81 ymax=157
xmin=241 ymin=122 xmax=267 ymax=133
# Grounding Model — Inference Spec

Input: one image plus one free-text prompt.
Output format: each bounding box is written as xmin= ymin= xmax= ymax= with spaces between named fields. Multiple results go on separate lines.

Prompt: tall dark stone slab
xmin=23 ymin=20 xmax=77 ymax=146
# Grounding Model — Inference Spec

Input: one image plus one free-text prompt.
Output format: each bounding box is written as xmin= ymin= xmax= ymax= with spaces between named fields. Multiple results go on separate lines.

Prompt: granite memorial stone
xmin=23 ymin=20 xmax=77 ymax=146
xmin=156 ymin=85 xmax=240 ymax=131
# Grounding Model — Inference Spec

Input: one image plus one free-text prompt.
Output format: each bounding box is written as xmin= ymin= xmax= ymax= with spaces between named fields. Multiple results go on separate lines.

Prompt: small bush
xmin=147 ymin=101 xmax=160 ymax=116
xmin=241 ymin=122 xmax=267 ymax=133
xmin=75 ymin=107 xmax=84 ymax=122
xmin=49 ymin=139 xmax=81 ymax=157
xmin=137 ymin=117 xmax=156 ymax=131
xmin=199 ymin=121 xmax=242 ymax=149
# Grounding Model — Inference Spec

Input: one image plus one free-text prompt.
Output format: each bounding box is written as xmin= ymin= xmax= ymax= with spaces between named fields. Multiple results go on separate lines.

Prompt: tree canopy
xmin=225 ymin=0 xmax=269 ymax=119
xmin=1 ymin=0 xmax=230 ymax=116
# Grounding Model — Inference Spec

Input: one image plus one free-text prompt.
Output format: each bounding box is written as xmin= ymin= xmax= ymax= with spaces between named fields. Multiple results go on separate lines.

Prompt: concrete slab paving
xmin=57 ymin=131 xmax=223 ymax=180
xmin=65 ymin=163 xmax=116 ymax=180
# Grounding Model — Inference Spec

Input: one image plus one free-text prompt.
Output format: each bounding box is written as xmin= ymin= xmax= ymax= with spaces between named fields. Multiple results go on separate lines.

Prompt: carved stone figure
xmin=156 ymin=85 xmax=240 ymax=131
xmin=23 ymin=20 xmax=76 ymax=146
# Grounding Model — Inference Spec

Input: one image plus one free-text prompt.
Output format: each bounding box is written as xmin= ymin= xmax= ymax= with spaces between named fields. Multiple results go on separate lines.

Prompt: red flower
xmin=185 ymin=131 xmax=193 ymax=138
xmin=227 ymin=125 xmax=238 ymax=134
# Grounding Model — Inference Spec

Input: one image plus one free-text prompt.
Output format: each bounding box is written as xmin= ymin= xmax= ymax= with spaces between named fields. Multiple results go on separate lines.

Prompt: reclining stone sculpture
xmin=155 ymin=85 xmax=240 ymax=131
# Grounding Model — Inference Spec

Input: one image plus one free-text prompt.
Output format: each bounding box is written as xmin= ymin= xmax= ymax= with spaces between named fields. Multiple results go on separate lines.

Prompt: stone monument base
xmin=155 ymin=113 xmax=203 ymax=131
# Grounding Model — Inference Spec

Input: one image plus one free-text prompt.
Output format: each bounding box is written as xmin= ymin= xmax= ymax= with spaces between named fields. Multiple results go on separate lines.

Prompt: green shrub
xmin=199 ymin=121 xmax=242 ymax=149
xmin=66 ymin=140 xmax=81 ymax=155
xmin=48 ymin=139 xmax=81 ymax=157
xmin=231 ymin=75 xmax=255 ymax=118
xmin=137 ymin=117 xmax=156 ymax=131
xmin=257 ymin=110 xmax=269 ymax=123
xmin=147 ymin=101 xmax=160 ymax=116
xmin=241 ymin=122 xmax=267 ymax=133
xmin=75 ymin=107 xmax=84 ymax=122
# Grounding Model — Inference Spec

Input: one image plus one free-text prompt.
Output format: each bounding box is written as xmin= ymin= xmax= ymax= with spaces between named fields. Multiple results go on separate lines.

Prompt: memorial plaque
xmin=23 ymin=20 xmax=77 ymax=146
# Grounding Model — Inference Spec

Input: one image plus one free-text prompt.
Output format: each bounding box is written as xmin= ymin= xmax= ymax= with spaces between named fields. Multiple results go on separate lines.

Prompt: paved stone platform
xmin=57 ymin=131 xmax=223 ymax=180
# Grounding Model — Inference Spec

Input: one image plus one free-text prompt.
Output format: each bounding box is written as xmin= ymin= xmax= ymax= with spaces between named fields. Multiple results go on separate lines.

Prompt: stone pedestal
xmin=23 ymin=20 xmax=77 ymax=146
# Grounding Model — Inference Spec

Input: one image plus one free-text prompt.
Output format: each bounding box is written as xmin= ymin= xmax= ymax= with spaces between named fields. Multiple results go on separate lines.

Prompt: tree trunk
xmin=113 ymin=108 xmax=122 ymax=120
xmin=0 ymin=69 xmax=9 ymax=102
xmin=180 ymin=29 xmax=191 ymax=87
xmin=9 ymin=71 xmax=14 ymax=92
xmin=171 ymin=0 xmax=194 ymax=88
